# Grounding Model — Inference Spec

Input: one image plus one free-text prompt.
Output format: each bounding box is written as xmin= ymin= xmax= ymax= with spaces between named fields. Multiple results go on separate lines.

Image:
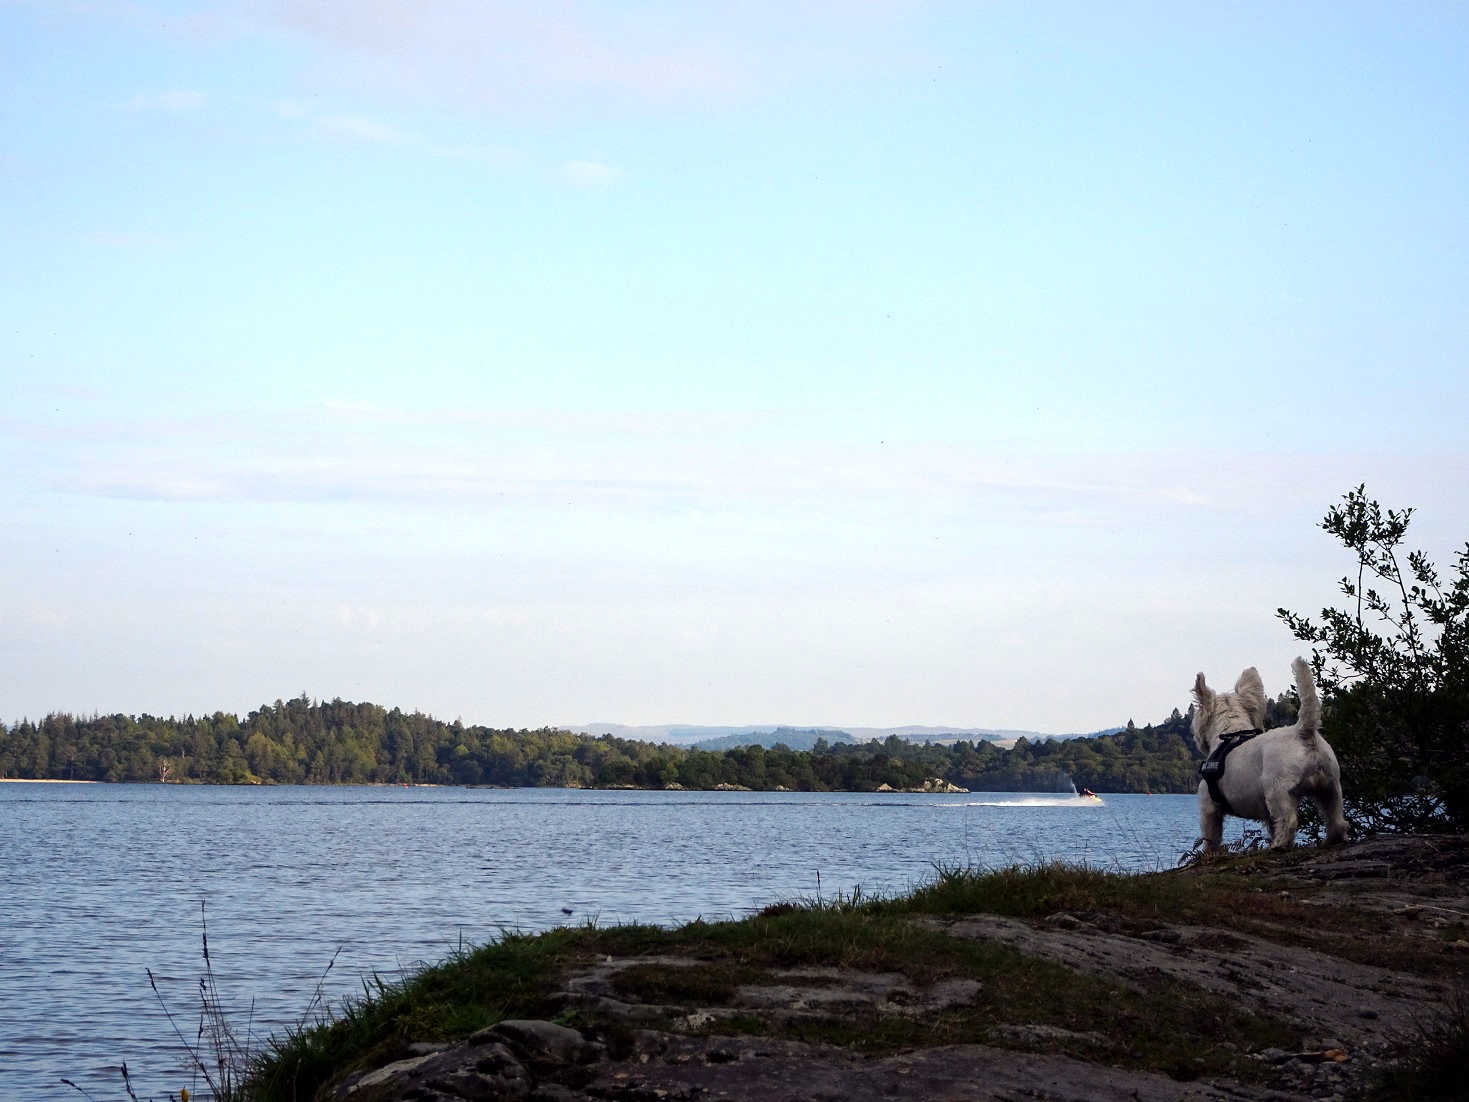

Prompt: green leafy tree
xmin=1278 ymin=486 xmax=1469 ymax=833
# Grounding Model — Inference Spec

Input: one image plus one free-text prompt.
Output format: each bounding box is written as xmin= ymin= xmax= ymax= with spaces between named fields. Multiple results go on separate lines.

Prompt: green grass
xmin=249 ymin=927 xmax=589 ymax=1099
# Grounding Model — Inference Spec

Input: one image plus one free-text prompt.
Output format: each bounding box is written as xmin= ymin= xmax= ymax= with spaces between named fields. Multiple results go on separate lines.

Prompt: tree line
xmin=0 ymin=696 xmax=1211 ymax=793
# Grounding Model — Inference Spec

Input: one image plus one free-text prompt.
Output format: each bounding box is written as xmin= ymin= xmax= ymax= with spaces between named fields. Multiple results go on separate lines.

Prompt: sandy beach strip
xmin=1 ymin=777 xmax=100 ymax=783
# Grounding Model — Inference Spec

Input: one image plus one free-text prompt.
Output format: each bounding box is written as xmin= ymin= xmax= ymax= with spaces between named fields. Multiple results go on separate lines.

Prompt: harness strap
xmin=1199 ymin=729 xmax=1260 ymax=817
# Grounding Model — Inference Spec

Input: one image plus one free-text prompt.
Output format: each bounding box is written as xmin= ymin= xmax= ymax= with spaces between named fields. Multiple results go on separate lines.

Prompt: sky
xmin=3 ymin=1 xmax=1467 ymax=734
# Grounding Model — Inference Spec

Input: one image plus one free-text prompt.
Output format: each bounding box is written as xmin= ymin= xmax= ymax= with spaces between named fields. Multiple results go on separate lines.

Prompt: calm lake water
xmin=1 ymin=782 xmax=1249 ymax=1099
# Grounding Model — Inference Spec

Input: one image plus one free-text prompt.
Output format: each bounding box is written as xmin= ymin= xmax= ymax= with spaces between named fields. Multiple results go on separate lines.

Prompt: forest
xmin=0 ymin=695 xmax=1232 ymax=793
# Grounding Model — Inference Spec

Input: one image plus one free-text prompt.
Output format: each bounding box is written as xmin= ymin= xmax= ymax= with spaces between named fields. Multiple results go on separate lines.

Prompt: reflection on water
xmin=0 ymin=782 xmax=1243 ymax=1098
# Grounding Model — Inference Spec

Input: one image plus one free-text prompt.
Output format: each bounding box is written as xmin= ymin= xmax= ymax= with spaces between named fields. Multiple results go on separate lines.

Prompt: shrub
xmin=1278 ymin=486 xmax=1468 ymax=833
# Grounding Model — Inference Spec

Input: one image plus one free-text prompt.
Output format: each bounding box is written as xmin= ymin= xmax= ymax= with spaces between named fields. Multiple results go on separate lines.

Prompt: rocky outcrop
xmin=328 ymin=1019 xmax=601 ymax=1101
xmin=876 ymin=778 xmax=969 ymax=793
xmin=329 ymin=1014 xmax=1318 ymax=1102
xmin=324 ymin=836 xmax=1469 ymax=1102
xmin=911 ymin=777 xmax=968 ymax=793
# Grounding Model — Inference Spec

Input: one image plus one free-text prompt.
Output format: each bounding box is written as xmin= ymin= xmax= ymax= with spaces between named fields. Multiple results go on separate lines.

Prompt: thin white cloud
xmin=51 ymin=0 xmax=248 ymax=43
xmin=424 ymin=140 xmax=523 ymax=167
xmin=57 ymin=461 xmax=709 ymax=508
xmin=20 ymin=401 xmax=1469 ymax=564
xmin=122 ymin=89 xmax=206 ymax=112
xmin=563 ymin=159 xmax=620 ymax=189
xmin=274 ymin=102 xmax=522 ymax=166
xmin=316 ymin=113 xmax=404 ymax=144
xmin=262 ymin=1 xmax=919 ymax=114
xmin=25 ymin=433 xmax=1269 ymax=523
xmin=85 ymin=230 xmax=177 ymax=249
xmin=270 ymin=1 xmax=744 ymax=108
xmin=313 ymin=399 xmax=788 ymax=436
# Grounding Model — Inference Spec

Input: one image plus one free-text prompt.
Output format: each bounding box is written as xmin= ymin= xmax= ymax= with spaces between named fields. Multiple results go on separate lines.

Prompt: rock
xmin=985 ymin=1023 xmax=1113 ymax=1050
xmin=426 ymin=1041 xmax=529 ymax=1100
xmin=1139 ymin=927 xmax=1184 ymax=944
xmin=484 ymin=1020 xmax=599 ymax=1066
xmin=528 ymin=1086 xmax=584 ymax=1102
xmin=337 ymin=1053 xmax=436 ymax=1095
xmin=672 ymin=1009 xmax=722 ymax=1031
xmin=329 ymin=1037 xmax=530 ymax=1100
xmin=1044 ymin=912 xmax=1087 ymax=930
xmin=903 ymin=778 xmax=969 ymax=793
xmin=1304 ymin=860 xmax=1394 ymax=880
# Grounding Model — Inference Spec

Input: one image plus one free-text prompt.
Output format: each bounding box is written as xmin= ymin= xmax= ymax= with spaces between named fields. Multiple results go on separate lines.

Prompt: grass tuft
xmin=1361 ymin=986 xmax=1469 ymax=1101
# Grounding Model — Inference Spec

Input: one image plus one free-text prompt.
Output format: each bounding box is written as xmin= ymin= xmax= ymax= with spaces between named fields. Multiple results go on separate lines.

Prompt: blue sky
xmin=4 ymin=0 xmax=1466 ymax=732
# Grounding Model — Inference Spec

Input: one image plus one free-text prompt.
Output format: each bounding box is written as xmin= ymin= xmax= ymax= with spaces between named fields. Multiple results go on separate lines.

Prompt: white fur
xmin=1191 ymin=657 xmax=1348 ymax=851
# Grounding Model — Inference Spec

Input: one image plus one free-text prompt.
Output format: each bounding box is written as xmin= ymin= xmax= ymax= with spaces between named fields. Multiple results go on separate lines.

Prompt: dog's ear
xmin=1234 ymin=667 xmax=1267 ymax=728
xmin=1192 ymin=672 xmax=1213 ymax=708
xmin=1190 ymin=673 xmax=1214 ymax=751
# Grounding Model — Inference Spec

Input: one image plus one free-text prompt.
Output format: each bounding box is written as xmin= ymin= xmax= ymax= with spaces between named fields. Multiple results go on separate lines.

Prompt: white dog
xmin=1191 ymin=657 xmax=1348 ymax=851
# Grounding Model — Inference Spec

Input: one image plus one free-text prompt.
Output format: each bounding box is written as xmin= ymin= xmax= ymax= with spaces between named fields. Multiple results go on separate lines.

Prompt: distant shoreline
xmin=0 ymin=777 xmax=99 ymax=784
xmin=2 ymin=700 xmax=1198 ymax=792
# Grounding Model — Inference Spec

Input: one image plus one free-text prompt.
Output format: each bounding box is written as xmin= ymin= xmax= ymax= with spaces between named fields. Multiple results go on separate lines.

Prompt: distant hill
xmin=564 ymin=723 xmax=1124 ymax=747
xmin=689 ymin=727 xmax=858 ymax=752
xmin=565 ymin=724 xmax=784 ymax=746
xmin=840 ymin=726 xmax=1124 ymax=745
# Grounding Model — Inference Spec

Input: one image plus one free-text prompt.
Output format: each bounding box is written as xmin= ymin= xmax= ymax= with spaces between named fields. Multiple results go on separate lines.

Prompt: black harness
xmin=1198 ymin=729 xmax=1260 ymax=816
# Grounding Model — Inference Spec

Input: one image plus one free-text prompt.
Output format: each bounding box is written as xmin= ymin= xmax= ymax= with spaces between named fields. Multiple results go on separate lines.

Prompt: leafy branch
xmin=1278 ymin=485 xmax=1469 ymax=833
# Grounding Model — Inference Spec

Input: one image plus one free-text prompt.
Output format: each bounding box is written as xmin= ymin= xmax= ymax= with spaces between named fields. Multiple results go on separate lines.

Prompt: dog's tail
xmin=1292 ymin=657 xmax=1321 ymax=741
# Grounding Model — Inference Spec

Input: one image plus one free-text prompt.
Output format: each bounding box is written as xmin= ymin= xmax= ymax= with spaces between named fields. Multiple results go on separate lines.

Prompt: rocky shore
xmin=876 ymin=777 xmax=969 ymax=793
xmin=295 ymin=836 xmax=1467 ymax=1102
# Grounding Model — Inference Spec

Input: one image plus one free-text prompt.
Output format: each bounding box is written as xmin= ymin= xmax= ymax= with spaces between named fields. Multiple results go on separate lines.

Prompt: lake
xmin=0 ymin=782 xmax=1248 ymax=1098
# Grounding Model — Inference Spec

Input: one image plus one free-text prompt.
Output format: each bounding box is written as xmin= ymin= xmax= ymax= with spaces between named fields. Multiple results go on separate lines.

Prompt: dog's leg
xmin=1265 ymin=786 xmax=1298 ymax=849
xmin=1320 ymin=784 xmax=1349 ymax=845
xmin=1199 ymin=791 xmax=1224 ymax=851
